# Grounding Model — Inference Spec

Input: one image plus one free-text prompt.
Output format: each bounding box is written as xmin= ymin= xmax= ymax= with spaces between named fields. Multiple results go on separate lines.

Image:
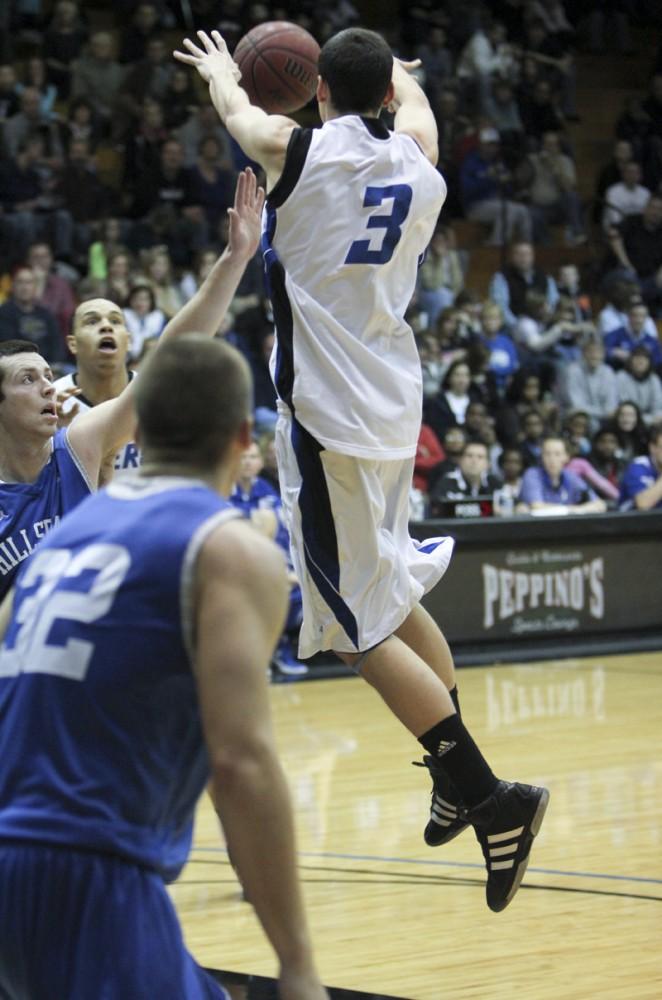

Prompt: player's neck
xmin=76 ymin=365 xmax=130 ymax=405
xmin=0 ymin=433 xmax=53 ymax=484
xmin=139 ymin=462 xmax=233 ymax=497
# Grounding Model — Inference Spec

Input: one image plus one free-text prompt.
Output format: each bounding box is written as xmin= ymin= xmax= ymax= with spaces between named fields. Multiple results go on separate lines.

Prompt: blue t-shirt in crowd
xmin=619 ymin=456 xmax=662 ymax=509
xmin=229 ymin=475 xmax=289 ymax=554
xmin=520 ymin=465 xmax=595 ymax=506
xmin=480 ymin=331 xmax=519 ymax=390
xmin=604 ymin=326 xmax=662 ymax=368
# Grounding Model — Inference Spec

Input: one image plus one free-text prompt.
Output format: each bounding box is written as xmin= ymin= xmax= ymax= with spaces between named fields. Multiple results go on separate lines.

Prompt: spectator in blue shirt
xmin=229 ymin=441 xmax=307 ymax=678
xmin=604 ymin=300 xmax=662 ymax=370
xmin=459 ymin=128 xmax=533 ymax=246
xmin=478 ymin=301 xmax=519 ymax=395
xmin=519 ymin=436 xmax=607 ymax=514
xmin=619 ymin=425 xmax=662 ymax=510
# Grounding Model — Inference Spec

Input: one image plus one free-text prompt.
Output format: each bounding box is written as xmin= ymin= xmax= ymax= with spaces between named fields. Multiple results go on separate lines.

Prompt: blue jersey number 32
xmin=345 ymin=184 xmax=413 ymax=265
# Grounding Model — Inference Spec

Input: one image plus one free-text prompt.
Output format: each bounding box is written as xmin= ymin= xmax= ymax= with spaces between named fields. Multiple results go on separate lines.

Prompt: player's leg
xmin=331 ymin=455 xmax=548 ymax=912
xmin=339 ymin=638 xmax=550 ymax=911
xmin=392 ymin=603 xmax=469 ymax=845
xmin=394 ymin=601 xmax=455 ymax=690
xmin=276 ymin=422 xmax=549 ymax=910
xmin=272 ymin=581 xmax=308 ymax=678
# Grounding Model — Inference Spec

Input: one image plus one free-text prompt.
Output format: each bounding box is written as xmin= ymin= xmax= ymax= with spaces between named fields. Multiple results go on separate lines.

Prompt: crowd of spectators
xmin=1 ymin=0 xmax=662 ymax=524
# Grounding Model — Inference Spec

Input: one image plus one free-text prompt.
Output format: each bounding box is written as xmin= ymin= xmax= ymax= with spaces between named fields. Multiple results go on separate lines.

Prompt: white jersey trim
xmin=180 ymin=507 xmax=243 ymax=664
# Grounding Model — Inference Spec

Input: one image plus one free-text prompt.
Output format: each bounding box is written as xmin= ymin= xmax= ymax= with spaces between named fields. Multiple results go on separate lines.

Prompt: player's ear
xmin=316 ymin=76 xmax=328 ymax=104
xmin=66 ymin=334 xmax=77 ymax=356
xmin=382 ymin=81 xmax=395 ymax=108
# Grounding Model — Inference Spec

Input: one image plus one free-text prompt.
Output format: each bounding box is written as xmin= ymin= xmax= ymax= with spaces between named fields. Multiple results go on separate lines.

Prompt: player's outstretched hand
xmin=56 ymin=386 xmax=81 ymax=428
xmin=388 ymin=57 xmax=425 ymax=112
xmin=227 ymin=167 xmax=265 ymax=261
xmin=174 ymin=30 xmax=241 ymax=83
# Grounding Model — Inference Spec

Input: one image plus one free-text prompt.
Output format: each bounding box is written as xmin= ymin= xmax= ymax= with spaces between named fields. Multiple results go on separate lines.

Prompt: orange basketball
xmin=233 ymin=21 xmax=320 ymax=114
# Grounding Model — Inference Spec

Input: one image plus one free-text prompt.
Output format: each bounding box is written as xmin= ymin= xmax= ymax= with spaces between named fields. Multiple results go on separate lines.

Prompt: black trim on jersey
xmin=267 ymin=128 xmax=314 ymax=209
xmin=360 ymin=116 xmax=390 ymax=141
xmin=70 ymin=369 xmax=136 ymax=410
xmin=262 ymin=205 xmax=296 ymax=408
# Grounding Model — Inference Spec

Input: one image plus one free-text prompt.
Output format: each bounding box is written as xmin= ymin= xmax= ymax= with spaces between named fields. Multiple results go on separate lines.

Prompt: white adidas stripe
xmin=487 ymin=826 xmax=524 ymax=844
xmin=432 ymin=803 xmax=457 ymax=820
xmin=490 ymin=859 xmax=515 ymax=870
xmin=489 ymin=843 xmax=517 ymax=858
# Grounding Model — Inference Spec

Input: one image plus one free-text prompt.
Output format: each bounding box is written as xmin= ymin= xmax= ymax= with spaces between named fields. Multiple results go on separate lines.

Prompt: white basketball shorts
xmin=275 ymin=410 xmax=455 ymax=658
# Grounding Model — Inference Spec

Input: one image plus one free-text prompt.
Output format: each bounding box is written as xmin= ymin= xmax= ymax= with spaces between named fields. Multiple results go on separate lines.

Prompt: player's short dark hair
xmin=318 ymin=28 xmax=393 ymax=115
xmin=0 ymin=340 xmax=41 ymax=403
xmin=135 ymin=335 xmax=252 ymax=469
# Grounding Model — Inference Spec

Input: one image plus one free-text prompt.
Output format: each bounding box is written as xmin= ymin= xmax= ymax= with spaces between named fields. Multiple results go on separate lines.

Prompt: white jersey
xmin=264 ymin=115 xmax=446 ymax=459
xmin=53 ymin=372 xmax=141 ymax=473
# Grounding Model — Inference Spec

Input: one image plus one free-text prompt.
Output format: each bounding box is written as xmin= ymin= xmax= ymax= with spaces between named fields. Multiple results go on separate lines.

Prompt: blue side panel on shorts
xmin=262 ymin=204 xmax=295 ymax=408
xmin=290 ymin=417 xmax=359 ymax=648
xmin=418 ymin=539 xmax=449 ymax=555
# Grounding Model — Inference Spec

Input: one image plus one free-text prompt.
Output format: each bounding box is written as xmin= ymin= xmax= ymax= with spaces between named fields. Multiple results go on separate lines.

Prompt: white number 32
xmin=0 ymin=544 xmax=130 ymax=681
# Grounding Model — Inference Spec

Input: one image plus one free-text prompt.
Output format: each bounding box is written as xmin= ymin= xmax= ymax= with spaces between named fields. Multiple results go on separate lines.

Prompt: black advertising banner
xmin=417 ymin=516 xmax=662 ymax=647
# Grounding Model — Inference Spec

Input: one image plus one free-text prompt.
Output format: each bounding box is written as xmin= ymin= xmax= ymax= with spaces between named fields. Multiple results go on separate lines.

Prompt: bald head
xmin=74 ymin=297 xmax=123 ymax=329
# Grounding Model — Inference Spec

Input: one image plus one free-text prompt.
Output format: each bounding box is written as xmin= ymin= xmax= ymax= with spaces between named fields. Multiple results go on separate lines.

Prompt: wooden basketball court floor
xmin=172 ymin=651 xmax=662 ymax=999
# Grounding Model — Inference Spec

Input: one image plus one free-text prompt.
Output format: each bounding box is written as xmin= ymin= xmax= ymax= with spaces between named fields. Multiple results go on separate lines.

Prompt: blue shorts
xmin=0 ymin=842 xmax=229 ymax=1000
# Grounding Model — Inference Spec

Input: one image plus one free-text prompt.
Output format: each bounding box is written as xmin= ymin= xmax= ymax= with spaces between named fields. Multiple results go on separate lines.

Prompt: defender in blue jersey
xmin=0 ymin=168 xmax=263 ymax=602
xmin=177 ymin=28 xmax=550 ymax=914
xmin=0 ymin=336 xmax=327 ymax=1000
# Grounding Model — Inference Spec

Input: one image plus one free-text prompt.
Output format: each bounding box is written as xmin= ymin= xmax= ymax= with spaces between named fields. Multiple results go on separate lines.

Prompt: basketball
xmin=233 ymin=21 xmax=320 ymax=115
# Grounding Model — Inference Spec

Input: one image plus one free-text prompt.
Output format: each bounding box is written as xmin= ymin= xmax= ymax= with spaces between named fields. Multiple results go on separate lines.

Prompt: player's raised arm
xmin=67 ymin=168 xmax=264 ymax=484
xmin=194 ymin=520 xmax=328 ymax=1000
xmin=174 ymin=30 xmax=295 ymax=186
xmin=390 ymin=58 xmax=440 ymax=166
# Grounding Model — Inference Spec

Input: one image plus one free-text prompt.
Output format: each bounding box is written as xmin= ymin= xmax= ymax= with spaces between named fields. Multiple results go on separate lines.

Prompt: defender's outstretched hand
xmin=227 ymin=167 xmax=265 ymax=261
xmin=174 ymin=30 xmax=241 ymax=84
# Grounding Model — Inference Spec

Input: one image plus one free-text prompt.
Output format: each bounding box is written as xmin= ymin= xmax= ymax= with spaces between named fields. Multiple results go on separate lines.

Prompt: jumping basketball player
xmin=0 ymin=169 xmax=263 ymax=601
xmin=176 ymin=28 xmax=549 ymax=912
xmin=0 ymin=336 xmax=327 ymax=1000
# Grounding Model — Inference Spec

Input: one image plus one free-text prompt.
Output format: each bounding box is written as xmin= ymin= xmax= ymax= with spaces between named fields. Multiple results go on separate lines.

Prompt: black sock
xmin=418 ymin=715 xmax=498 ymax=807
xmin=449 ymin=685 xmax=461 ymax=717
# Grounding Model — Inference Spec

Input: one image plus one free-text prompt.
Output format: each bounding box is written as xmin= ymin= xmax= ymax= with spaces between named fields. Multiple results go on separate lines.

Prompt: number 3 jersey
xmin=263 ymin=114 xmax=446 ymax=460
xmin=0 ymin=476 xmax=239 ymax=883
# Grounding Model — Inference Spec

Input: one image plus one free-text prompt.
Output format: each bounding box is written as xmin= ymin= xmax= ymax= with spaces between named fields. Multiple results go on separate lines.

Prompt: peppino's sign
xmin=421 ymin=536 xmax=661 ymax=645
xmin=481 ymin=549 xmax=604 ymax=633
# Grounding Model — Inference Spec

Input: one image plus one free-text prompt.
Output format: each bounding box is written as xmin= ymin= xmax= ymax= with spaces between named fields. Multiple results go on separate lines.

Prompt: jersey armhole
xmin=179 ymin=507 xmax=243 ymax=665
xmin=61 ymin=429 xmax=96 ymax=494
xmin=267 ymin=127 xmax=314 ymax=209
